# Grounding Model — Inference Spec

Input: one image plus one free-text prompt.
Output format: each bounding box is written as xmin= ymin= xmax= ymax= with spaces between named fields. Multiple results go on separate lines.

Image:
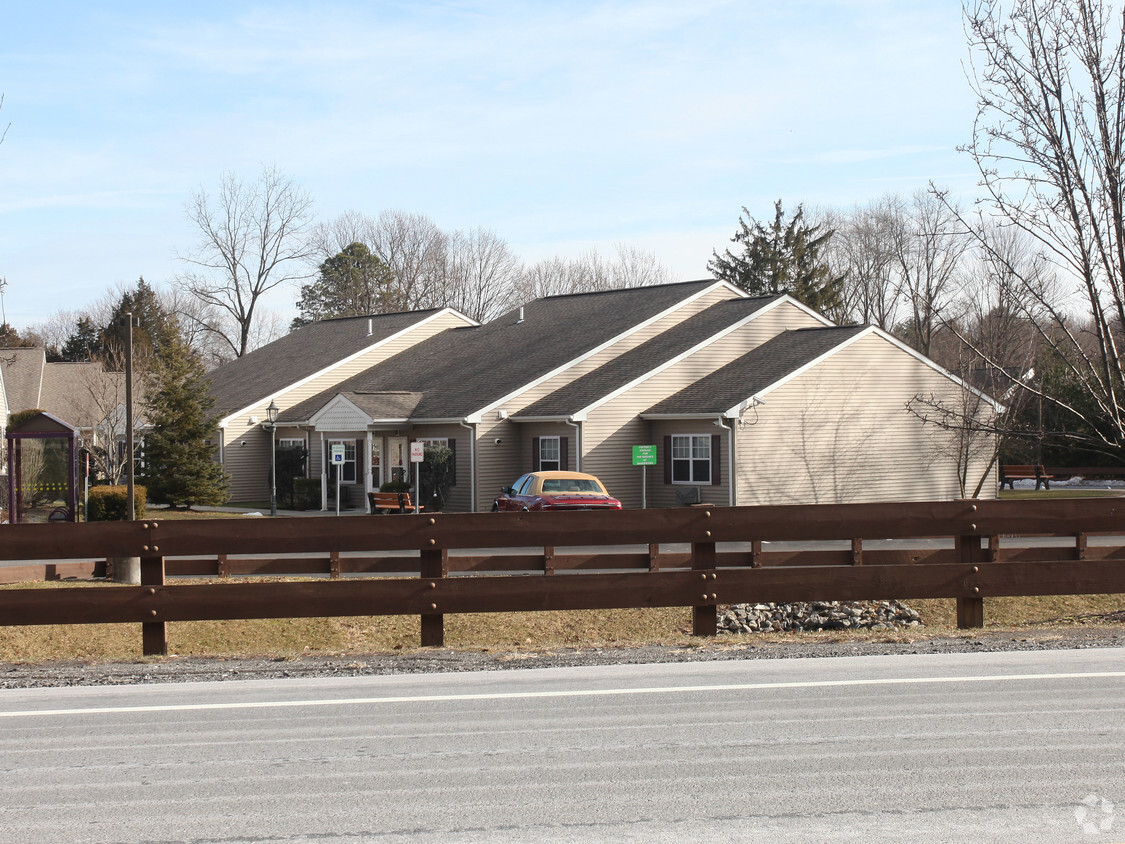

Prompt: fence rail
xmin=0 ymin=498 xmax=1123 ymax=655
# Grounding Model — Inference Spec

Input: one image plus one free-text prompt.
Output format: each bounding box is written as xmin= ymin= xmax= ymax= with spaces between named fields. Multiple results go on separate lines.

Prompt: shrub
xmin=87 ymin=485 xmax=147 ymax=521
xmin=292 ymin=477 xmax=321 ymax=510
xmin=419 ymin=444 xmax=454 ymax=511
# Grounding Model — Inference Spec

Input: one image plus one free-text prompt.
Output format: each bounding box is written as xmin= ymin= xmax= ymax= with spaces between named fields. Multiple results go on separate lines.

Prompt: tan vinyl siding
xmin=476 ymin=418 xmax=519 ymax=512
xmin=411 ymin=424 xmax=471 ymax=513
xmin=736 ymin=334 xmax=998 ymax=505
xmin=220 ymin=312 xmax=469 ymax=502
xmin=501 ymin=286 xmax=735 ymax=414
xmin=576 ymin=302 xmax=821 ymax=508
xmin=650 ymin=422 xmax=730 ymax=508
xmin=581 ymin=416 xmax=653 ymax=508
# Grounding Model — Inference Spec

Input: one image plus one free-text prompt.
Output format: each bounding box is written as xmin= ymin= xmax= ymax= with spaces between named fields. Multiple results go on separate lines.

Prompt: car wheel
xmin=491 ymin=502 xmax=499 ymax=512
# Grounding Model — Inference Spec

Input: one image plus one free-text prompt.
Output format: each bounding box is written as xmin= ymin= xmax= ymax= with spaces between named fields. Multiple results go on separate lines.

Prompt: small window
xmin=279 ymin=438 xmax=307 ymax=477
xmin=671 ymin=434 xmax=711 ymax=484
xmin=416 ymin=437 xmax=455 ymax=485
xmin=327 ymin=439 xmax=357 ymax=483
xmin=539 ymin=436 xmax=561 ymax=471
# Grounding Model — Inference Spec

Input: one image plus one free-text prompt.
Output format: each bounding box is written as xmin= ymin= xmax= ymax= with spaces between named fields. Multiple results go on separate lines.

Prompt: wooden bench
xmin=367 ymin=491 xmax=423 ymax=514
xmin=1000 ymin=464 xmax=1054 ymax=490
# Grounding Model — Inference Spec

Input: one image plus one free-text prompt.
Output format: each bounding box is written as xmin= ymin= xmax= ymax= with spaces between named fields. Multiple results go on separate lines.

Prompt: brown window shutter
xmin=448 ymin=438 xmax=456 ymax=485
xmin=664 ymin=435 xmax=672 ymax=484
xmin=560 ymin=436 xmax=569 ymax=471
xmin=532 ymin=437 xmax=540 ymax=471
xmin=711 ymin=433 xmax=721 ymax=485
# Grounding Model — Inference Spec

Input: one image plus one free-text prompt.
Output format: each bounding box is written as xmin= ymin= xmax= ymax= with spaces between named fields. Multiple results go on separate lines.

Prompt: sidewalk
xmin=173 ymin=504 xmax=375 ymax=517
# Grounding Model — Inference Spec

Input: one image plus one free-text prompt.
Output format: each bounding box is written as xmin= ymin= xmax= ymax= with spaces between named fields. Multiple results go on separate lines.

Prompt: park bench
xmin=367 ymin=491 xmax=423 ymax=514
xmin=999 ymin=464 xmax=1053 ymax=490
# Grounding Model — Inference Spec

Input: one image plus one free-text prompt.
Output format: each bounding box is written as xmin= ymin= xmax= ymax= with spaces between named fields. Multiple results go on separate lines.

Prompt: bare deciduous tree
xmin=894 ymin=190 xmax=971 ymax=357
xmin=441 ymin=227 xmax=523 ymax=322
xmin=0 ymin=93 xmax=9 ymax=147
xmin=521 ymin=245 xmax=674 ymax=300
xmin=177 ymin=166 xmax=313 ymax=358
xmin=953 ymin=0 xmax=1125 ymax=456
xmin=832 ymin=196 xmax=904 ymax=330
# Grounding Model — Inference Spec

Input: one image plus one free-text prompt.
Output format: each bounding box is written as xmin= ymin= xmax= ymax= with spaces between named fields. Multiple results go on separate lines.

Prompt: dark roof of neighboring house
xmin=41 ymin=361 xmax=128 ymax=428
xmin=516 ymin=296 xmax=784 ymax=418
xmin=208 ymin=309 xmax=450 ymax=417
xmin=644 ymin=325 xmax=869 ymax=415
xmin=0 ymin=347 xmax=46 ymax=412
xmin=1 ymin=348 xmax=128 ymax=429
xmin=281 ymin=280 xmax=722 ymax=423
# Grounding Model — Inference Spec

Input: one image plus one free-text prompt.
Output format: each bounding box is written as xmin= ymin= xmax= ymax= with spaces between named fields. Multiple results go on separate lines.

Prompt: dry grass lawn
xmin=0 ymin=579 xmax=1122 ymax=662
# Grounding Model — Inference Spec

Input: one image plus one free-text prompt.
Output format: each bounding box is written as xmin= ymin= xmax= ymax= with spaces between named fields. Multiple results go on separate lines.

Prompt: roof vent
xmin=517 ymin=307 xmax=525 ymax=324
xmin=367 ymin=318 xmax=373 ymax=337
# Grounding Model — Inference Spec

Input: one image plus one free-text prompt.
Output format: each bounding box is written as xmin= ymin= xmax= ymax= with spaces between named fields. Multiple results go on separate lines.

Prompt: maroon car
xmin=493 ymin=471 xmax=623 ymax=511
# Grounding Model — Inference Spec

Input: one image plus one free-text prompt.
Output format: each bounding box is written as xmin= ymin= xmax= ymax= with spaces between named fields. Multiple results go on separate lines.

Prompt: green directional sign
xmin=632 ymin=444 xmax=657 ymax=466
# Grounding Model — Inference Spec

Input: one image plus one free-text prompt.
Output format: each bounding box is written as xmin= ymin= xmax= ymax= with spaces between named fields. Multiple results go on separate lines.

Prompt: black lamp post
xmin=266 ymin=400 xmax=279 ymax=517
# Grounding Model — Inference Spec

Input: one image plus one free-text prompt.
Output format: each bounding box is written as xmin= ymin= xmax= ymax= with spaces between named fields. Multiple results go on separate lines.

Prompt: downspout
xmin=715 ymin=416 xmax=734 ymax=507
xmin=565 ymin=418 xmax=582 ymax=472
xmin=460 ymin=419 xmax=477 ymax=513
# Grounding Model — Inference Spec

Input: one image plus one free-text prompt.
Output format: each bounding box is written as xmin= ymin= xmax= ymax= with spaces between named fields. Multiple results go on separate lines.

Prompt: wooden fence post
xmin=692 ymin=540 xmax=717 ymax=636
xmin=420 ymin=548 xmax=448 ymax=647
xmin=956 ymin=534 xmax=984 ymax=629
xmin=140 ymin=554 xmax=167 ymax=656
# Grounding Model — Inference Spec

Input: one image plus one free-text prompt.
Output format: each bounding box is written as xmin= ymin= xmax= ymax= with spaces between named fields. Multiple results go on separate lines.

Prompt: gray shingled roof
xmin=516 ymin=296 xmax=782 ymax=418
xmin=1 ymin=348 xmax=129 ymax=429
xmin=0 ymin=348 xmax=46 ymax=413
xmin=281 ymin=280 xmax=720 ymax=423
xmin=644 ymin=325 xmax=869 ymax=415
xmin=40 ymin=362 xmax=128 ymax=428
xmin=208 ymin=309 xmax=449 ymax=417
xmin=340 ymin=391 xmax=423 ymax=419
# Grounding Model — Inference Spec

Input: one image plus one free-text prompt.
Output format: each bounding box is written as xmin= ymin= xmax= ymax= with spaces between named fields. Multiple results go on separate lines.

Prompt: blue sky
xmin=0 ymin=1 xmax=978 ymax=329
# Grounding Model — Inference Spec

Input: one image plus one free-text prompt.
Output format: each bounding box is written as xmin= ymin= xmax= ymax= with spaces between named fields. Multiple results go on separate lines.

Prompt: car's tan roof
xmin=528 ymin=471 xmax=602 ymax=480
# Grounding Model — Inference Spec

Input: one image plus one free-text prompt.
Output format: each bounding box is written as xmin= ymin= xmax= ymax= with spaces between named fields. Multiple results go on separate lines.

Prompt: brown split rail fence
xmin=0 ymin=498 xmax=1123 ymax=656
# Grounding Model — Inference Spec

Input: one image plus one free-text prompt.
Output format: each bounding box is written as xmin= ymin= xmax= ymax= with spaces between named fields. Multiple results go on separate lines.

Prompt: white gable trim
xmin=465 ymin=280 xmax=745 ymax=423
xmin=218 ymin=307 xmax=476 ymax=427
xmin=308 ymin=393 xmax=372 ymax=430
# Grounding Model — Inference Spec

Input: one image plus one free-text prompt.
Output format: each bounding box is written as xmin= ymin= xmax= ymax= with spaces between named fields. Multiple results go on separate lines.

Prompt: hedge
xmin=87 ymin=485 xmax=147 ymax=521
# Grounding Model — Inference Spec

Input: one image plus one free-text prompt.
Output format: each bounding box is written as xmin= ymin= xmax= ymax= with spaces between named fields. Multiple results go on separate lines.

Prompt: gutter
xmin=459 ymin=419 xmax=477 ymax=513
xmin=714 ymin=416 xmax=735 ymax=507
xmin=565 ymin=417 xmax=582 ymax=472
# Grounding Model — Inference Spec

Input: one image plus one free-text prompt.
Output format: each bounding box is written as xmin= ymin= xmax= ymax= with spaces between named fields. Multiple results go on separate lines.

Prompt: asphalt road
xmin=1 ymin=649 xmax=1123 ymax=843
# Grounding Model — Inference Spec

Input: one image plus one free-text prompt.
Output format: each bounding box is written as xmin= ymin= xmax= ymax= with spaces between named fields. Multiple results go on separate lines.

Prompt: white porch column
xmin=365 ymin=430 xmax=374 ymax=513
xmin=319 ymin=430 xmax=328 ymax=511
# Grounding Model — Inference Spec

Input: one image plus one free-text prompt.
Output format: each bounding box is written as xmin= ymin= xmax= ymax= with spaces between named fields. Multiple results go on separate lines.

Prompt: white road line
xmin=0 ymin=670 xmax=1122 ymax=719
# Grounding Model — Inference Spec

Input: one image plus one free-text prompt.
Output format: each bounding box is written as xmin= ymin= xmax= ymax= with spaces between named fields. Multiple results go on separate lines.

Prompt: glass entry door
xmin=388 ymin=436 xmax=407 ymax=483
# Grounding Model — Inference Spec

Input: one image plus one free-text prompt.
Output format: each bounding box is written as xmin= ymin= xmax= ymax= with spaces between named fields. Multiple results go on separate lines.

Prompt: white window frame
xmin=278 ymin=438 xmax=307 ymax=478
xmin=539 ymin=436 xmax=561 ymax=471
xmin=327 ymin=438 xmax=357 ymax=483
xmin=671 ymin=434 xmax=711 ymax=484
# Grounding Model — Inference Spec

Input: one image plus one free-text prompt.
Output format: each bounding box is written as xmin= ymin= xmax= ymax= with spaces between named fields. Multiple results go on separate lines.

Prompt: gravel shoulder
xmin=3 ymin=626 xmax=1124 ymax=688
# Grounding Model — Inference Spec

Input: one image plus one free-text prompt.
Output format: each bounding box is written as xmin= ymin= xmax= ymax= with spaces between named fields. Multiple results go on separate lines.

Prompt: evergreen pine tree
xmin=60 ymin=316 xmax=102 ymax=361
xmin=140 ymin=322 xmax=228 ymax=508
xmin=708 ymin=200 xmax=845 ymax=316
xmin=292 ymin=242 xmax=398 ymax=329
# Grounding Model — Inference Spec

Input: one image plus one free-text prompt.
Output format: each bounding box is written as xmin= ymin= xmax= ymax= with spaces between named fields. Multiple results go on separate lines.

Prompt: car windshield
xmin=541 ymin=478 xmax=603 ymax=493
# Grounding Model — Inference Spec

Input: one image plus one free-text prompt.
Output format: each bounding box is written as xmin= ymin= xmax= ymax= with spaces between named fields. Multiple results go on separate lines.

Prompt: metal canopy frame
xmin=5 ymin=412 xmax=78 ymax=523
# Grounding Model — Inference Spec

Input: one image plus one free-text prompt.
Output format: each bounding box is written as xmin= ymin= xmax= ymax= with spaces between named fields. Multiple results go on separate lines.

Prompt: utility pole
xmin=120 ymin=312 xmax=140 ymax=520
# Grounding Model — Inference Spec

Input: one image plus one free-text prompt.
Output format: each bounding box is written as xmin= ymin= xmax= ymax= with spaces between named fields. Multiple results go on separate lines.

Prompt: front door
xmin=388 ymin=436 xmax=407 ymax=484
xmin=370 ymin=438 xmax=383 ymax=489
